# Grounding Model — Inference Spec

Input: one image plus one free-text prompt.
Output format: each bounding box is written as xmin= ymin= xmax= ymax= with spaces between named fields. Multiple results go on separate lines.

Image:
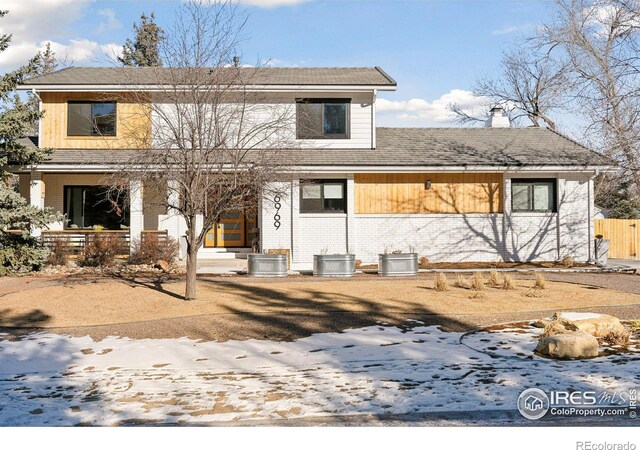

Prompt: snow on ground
xmin=0 ymin=322 xmax=638 ymax=425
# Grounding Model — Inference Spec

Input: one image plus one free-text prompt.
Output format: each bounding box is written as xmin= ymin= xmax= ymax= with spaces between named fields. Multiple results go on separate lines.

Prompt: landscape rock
xmin=531 ymin=319 xmax=551 ymax=329
xmin=554 ymin=312 xmax=629 ymax=343
xmin=540 ymin=318 xmax=579 ymax=337
xmin=536 ymin=331 xmax=599 ymax=359
xmin=155 ymin=260 xmax=172 ymax=272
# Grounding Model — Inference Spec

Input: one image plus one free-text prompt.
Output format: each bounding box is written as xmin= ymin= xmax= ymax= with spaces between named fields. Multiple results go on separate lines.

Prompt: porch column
xmin=29 ymin=170 xmax=45 ymax=237
xmin=129 ymin=180 xmax=144 ymax=253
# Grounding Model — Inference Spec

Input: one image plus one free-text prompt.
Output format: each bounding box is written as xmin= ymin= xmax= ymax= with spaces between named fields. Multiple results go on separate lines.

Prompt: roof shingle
xmin=21 ymin=67 xmax=397 ymax=87
xmin=31 ymin=127 xmax=614 ymax=168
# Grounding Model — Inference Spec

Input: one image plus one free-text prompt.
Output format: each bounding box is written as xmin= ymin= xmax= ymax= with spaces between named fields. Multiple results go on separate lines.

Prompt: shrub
xmin=418 ymin=256 xmax=429 ymax=268
xmin=560 ymin=256 xmax=575 ymax=268
xmin=488 ymin=270 xmax=501 ymax=286
xmin=524 ymin=288 xmax=543 ymax=298
xmin=534 ymin=272 xmax=547 ymax=290
xmin=0 ymin=233 xmax=49 ymax=276
xmin=46 ymin=236 xmax=72 ymax=266
xmin=80 ymin=234 xmax=123 ymax=267
xmin=454 ymin=274 xmax=468 ymax=289
xmin=434 ymin=272 xmax=449 ymax=291
xmin=471 ymin=272 xmax=485 ymax=291
xmin=129 ymin=234 xmax=180 ymax=265
xmin=355 ymin=259 xmax=362 ymax=269
xmin=502 ymin=273 xmax=516 ymax=290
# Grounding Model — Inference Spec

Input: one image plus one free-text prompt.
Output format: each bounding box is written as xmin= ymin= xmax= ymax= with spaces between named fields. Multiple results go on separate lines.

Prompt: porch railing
xmin=41 ymin=230 xmax=168 ymax=256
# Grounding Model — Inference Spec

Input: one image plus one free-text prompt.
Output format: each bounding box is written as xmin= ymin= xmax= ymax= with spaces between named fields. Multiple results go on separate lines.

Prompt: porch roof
xmin=19 ymin=127 xmax=615 ymax=171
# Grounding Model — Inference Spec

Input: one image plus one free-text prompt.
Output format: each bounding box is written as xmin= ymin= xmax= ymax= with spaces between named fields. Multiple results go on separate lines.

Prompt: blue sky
xmin=0 ymin=0 xmax=554 ymax=126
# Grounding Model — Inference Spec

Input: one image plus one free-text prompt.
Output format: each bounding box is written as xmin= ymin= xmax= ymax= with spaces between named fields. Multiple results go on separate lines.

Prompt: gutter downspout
xmin=371 ymin=89 xmax=377 ymax=149
xmin=33 ymin=88 xmax=42 ymax=148
xmin=587 ymin=170 xmax=596 ymax=263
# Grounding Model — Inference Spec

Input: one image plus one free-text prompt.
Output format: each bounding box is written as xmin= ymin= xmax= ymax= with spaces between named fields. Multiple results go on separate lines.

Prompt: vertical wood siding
xmin=40 ymin=92 xmax=151 ymax=149
xmin=594 ymin=219 xmax=640 ymax=259
xmin=354 ymin=173 xmax=503 ymax=214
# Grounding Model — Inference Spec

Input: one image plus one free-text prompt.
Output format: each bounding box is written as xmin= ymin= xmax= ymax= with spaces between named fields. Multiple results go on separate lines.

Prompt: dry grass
xmin=471 ymin=272 xmax=485 ymax=291
xmin=534 ymin=272 xmax=548 ymax=290
xmin=502 ymin=273 xmax=516 ymax=290
xmin=524 ymin=288 xmax=544 ymax=298
xmin=561 ymin=256 xmax=575 ymax=268
xmin=454 ymin=274 xmax=468 ymax=289
xmin=1 ymin=277 xmax=640 ymax=329
xmin=469 ymin=291 xmax=487 ymax=300
xmin=488 ymin=270 xmax=501 ymax=286
xmin=434 ymin=273 xmax=449 ymax=292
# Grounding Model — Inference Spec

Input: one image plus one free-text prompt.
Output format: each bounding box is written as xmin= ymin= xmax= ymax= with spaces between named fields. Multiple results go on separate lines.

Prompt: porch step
xmin=198 ymin=247 xmax=252 ymax=259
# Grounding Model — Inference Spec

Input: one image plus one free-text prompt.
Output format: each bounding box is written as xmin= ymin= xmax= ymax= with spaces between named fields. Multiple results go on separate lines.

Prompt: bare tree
xmin=539 ymin=0 xmax=640 ymax=195
xmin=111 ymin=0 xmax=295 ymax=300
xmin=450 ymin=46 xmax=568 ymax=128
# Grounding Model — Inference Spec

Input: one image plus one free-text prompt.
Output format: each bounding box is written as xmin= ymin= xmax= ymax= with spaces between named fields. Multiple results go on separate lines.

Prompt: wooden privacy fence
xmin=594 ymin=219 xmax=640 ymax=260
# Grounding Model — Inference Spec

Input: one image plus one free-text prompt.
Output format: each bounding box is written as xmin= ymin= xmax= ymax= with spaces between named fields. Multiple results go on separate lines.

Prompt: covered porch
xmin=19 ymin=170 xmax=258 ymax=257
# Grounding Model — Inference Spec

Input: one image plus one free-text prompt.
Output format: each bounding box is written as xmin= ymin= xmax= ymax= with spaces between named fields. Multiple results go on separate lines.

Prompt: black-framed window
xmin=511 ymin=179 xmax=557 ymax=212
xmin=296 ymin=98 xmax=350 ymax=139
xmin=300 ymin=179 xmax=347 ymax=213
xmin=67 ymin=101 xmax=117 ymax=136
xmin=64 ymin=186 xmax=129 ymax=229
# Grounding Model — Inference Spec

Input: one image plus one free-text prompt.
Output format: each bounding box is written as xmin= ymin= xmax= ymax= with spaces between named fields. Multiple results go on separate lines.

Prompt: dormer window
xmin=67 ymin=101 xmax=117 ymax=137
xmin=296 ymin=98 xmax=350 ymax=139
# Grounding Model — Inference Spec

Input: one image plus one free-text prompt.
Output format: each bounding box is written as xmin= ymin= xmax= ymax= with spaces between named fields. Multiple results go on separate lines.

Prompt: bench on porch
xmin=40 ymin=230 xmax=168 ymax=257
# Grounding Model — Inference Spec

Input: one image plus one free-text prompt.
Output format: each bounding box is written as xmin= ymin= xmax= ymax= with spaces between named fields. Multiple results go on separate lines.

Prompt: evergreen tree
xmin=118 ymin=12 xmax=165 ymax=67
xmin=0 ymin=10 xmax=60 ymax=275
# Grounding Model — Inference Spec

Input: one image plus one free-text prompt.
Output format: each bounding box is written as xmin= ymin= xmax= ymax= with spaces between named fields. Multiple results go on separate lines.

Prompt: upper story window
xmin=67 ymin=101 xmax=117 ymax=137
xmin=300 ymin=179 xmax=347 ymax=213
xmin=511 ymin=179 xmax=557 ymax=212
xmin=296 ymin=98 xmax=350 ymax=139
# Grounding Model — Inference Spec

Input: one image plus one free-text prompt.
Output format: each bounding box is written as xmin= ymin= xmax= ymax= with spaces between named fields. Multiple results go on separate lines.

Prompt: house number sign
xmin=273 ymin=195 xmax=282 ymax=230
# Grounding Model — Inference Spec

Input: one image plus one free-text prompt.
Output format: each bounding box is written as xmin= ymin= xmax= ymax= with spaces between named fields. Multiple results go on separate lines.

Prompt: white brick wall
xmin=354 ymin=214 xmax=504 ymax=263
xmin=260 ymin=172 xmax=596 ymax=270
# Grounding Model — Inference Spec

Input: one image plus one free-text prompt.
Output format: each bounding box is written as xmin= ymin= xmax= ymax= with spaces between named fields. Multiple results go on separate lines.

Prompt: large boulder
xmin=554 ymin=312 xmax=629 ymax=344
xmin=536 ymin=332 xmax=599 ymax=359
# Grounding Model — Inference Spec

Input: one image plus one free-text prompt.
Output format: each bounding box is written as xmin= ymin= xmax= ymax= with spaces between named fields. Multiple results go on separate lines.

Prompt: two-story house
xmin=15 ymin=67 xmax=614 ymax=270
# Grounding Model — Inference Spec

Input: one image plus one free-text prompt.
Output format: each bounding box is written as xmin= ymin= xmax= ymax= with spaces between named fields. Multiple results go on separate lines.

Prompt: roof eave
xmin=18 ymin=84 xmax=397 ymax=92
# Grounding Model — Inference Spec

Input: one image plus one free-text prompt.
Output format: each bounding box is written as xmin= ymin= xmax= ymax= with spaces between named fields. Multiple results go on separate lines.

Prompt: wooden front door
xmin=217 ymin=211 xmax=245 ymax=247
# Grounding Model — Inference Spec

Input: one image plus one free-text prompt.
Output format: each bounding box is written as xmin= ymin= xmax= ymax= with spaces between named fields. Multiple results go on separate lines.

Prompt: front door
xmin=217 ymin=211 xmax=245 ymax=247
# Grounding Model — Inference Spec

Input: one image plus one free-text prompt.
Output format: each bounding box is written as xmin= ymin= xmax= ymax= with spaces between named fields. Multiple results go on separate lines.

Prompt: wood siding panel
xmin=595 ymin=219 xmax=640 ymax=259
xmin=354 ymin=173 xmax=503 ymax=214
xmin=40 ymin=92 xmax=151 ymax=149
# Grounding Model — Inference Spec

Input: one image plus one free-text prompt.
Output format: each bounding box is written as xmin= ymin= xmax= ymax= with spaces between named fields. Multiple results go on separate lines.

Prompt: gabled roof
xmin=19 ymin=67 xmax=397 ymax=90
xmin=26 ymin=127 xmax=615 ymax=170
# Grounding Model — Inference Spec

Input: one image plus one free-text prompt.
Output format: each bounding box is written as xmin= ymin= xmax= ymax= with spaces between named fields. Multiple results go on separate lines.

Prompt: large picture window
xmin=300 ymin=180 xmax=347 ymax=213
xmin=67 ymin=101 xmax=117 ymax=136
xmin=296 ymin=99 xmax=350 ymax=139
xmin=64 ymin=186 xmax=129 ymax=229
xmin=511 ymin=179 xmax=556 ymax=212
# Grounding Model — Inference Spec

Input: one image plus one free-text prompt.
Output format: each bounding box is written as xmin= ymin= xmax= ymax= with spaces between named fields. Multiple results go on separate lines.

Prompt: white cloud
xmin=376 ymin=89 xmax=488 ymax=126
xmin=0 ymin=0 xmax=121 ymax=72
xmin=96 ymin=9 xmax=121 ymax=34
xmin=492 ymin=25 xmax=521 ymax=36
xmin=584 ymin=1 xmax=640 ymax=37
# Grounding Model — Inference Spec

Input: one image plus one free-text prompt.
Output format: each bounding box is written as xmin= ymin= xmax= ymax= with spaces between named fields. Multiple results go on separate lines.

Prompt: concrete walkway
xmin=197 ymin=258 xmax=247 ymax=274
